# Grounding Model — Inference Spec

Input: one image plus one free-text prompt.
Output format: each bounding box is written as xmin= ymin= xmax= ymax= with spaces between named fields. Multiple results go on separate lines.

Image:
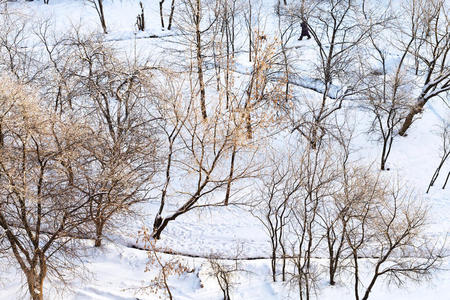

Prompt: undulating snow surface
xmin=0 ymin=0 xmax=448 ymax=299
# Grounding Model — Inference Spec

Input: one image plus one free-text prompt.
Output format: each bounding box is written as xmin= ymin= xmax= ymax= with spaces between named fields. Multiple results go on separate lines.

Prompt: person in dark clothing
xmin=298 ymin=21 xmax=311 ymax=40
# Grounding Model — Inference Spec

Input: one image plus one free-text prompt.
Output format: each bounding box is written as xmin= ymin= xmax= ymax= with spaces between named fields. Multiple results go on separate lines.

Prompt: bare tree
xmin=140 ymin=229 xmax=192 ymax=300
xmin=160 ymin=0 xmax=166 ymax=29
xmin=0 ymin=12 xmax=47 ymax=84
xmin=151 ymin=72 xmax=259 ymax=239
xmin=208 ymin=255 xmax=242 ymax=300
xmin=426 ymin=120 xmax=450 ymax=193
xmin=290 ymin=0 xmax=388 ymax=148
xmin=166 ymin=0 xmax=247 ymax=121
xmin=68 ymin=34 xmax=160 ymax=247
xmin=288 ymin=143 xmax=338 ymax=300
xmin=136 ymin=1 xmax=145 ymax=31
xmin=252 ymin=149 xmax=302 ymax=282
xmin=167 ymin=0 xmax=177 ymax=30
xmin=275 ymin=0 xmax=297 ymax=104
xmin=32 ymin=20 xmax=80 ymax=113
xmin=240 ymin=34 xmax=287 ymax=139
xmin=317 ymin=132 xmax=354 ymax=286
xmin=346 ymin=180 xmax=443 ymax=300
xmin=359 ymin=35 xmax=411 ymax=171
xmin=0 ymin=76 xmax=90 ymax=300
xmin=87 ymin=0 xmax=108 ymax=34
xmin=398 ymin=0 xmax=449 ymax=136
xmin=177 ymin=0 xmax=213 ymax=119
xmin=159 ymin=0 xmax=177 ymax=30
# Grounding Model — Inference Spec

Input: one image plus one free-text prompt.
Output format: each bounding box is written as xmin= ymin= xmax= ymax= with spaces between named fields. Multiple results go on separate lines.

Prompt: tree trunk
xmin=380 ymin=157 xmax=386 ymax=171
xmin=224 ymin=146 xmax=236 ymax=205
xmin=28 ymin=280 xmax=44 ymax=300
xmin=426 ymin=151 xmax=450 ymax=193
xmin=97 ymin=0 xmax=108 ymax=34
xmin=398 ymin=99 xmax=426 ymax=136
xmin=139 ymin=2 xmax=145 ymax=31
xmin=159 ymin=0 xmax=165 ymax=29
xmin=167 ymin=0 xmax=176 ymax=30
xmin=248 ymin=0 xmax=252 ymax=62
xmin=280 ymin=238 xmax=286 ymax=281
xmin=195 ymin=0 xmax=207 ymax=119
xmin=271 ymin=248 xmax=277 ymax=282
xmin=353 ymin=251 xmax=360 ymax=300
xmin=329 ymin=248 xmax=336 ymax=285
xmin=94 ymin=221 xmax=104 ymax=247
xmin=443 ymin=171 xmax=450 ymax=189
xmin=152 ymin=218 xmax=169 ymax=240
xmin=27 ymin=259 xmax=46 ymax=300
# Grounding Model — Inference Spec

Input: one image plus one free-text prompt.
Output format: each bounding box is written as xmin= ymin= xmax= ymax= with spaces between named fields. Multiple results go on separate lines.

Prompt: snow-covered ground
xmin=0 ymin=0 xmax=449 ymax=299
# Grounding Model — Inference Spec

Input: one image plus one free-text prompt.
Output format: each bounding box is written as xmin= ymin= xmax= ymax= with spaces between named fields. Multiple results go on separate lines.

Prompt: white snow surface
xmin=0 ymin=0 xmax=449 ymax=299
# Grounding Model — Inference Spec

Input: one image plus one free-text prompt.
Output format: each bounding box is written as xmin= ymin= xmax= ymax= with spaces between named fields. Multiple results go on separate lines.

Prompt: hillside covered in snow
xmin=0 ymin=0 xmax=449 ymax=299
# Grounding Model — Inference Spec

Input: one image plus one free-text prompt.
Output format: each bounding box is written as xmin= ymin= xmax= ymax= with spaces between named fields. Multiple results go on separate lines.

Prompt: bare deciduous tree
xmin=207 ymin=255 xmax=242 ymax=300
xmin=68 ymin=34 xmax=160 ymax=247
xmin=345 ymin=180 xmax=443 ymax=300
xmin=87 ymin=0 xmax=108 ymax=34
xmin=136 ymin=1 xmax=145 ymax=31
xmin=398 ymin=0 xmax=449 ymax=136
xmin=288 ymin=144 xmax=338 ymax=300
xmin=317 ymin=133 xmax=353 ymax=286
xmin=177 ymin=0 xmax=212 ymax=119
xmin=427 ymin=120 xmax=450 ymax=193
xmin=252 ymin=149 xmax=301 ymax=282
xmin=151 ymin=72 xmax=259 ymax=239
xmin=290 ymin=0 xmax=388 ymax=148
xmin=160 ymin=0 xmax=166 ymax=28
xmin=0 ymin=12 xmax=46 ymax=84
xmin=359 ymin=35 xmax=411 ymax=171
xmin=0 ymin=76 xmax=90 ymax=300
xmin=140 ymin=228 xmax=192 ymax=300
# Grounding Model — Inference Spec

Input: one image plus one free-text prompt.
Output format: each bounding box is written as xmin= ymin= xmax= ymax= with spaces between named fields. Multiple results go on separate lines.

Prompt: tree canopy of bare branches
xmin=0 ymin=76 xmax=90 ymax=300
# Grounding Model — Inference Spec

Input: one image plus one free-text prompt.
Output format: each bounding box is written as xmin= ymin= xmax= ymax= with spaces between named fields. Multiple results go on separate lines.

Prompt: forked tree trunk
xmin=27 ymin=275 xmax=44 ymax=300
xmin=152 ymin=216 xmax=171 ymax=240
xmin=26 ymin=256 xmax=47 ymax=300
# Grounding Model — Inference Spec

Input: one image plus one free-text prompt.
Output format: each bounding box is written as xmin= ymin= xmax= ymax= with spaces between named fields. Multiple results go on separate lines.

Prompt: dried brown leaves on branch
xmin=139 ymin=227 xmax=192 ymax=300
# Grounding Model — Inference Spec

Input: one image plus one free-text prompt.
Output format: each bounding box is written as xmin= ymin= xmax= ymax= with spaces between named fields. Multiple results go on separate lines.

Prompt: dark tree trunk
xmin=194 ymin=0 xmax=207 ymax=119
xmin=224 ymin=146 xmax=236 ymax=205
xmin=398 ymin=99 xmax=426 ymax=136
xmin=94 ymin=221 xmax=104 ymax=247
xmin=167 ymin=0 xmax=176 ymax=30
xmin=152 ymin=217 xmax=171 ymax=240
xmin=443 ymin=171 xmax=450 ymax=189
xmin=97 ymin=0 xmax=108 ymax=34
xmin=271 ymin=247 xmax=277 ymax=282
xmin=159 ymin=0 xmax=165 ymax=29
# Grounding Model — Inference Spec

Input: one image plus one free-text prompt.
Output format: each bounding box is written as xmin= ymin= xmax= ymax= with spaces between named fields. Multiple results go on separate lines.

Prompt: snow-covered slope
xmin=0 ymin=0 xmax=448 ymax=299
